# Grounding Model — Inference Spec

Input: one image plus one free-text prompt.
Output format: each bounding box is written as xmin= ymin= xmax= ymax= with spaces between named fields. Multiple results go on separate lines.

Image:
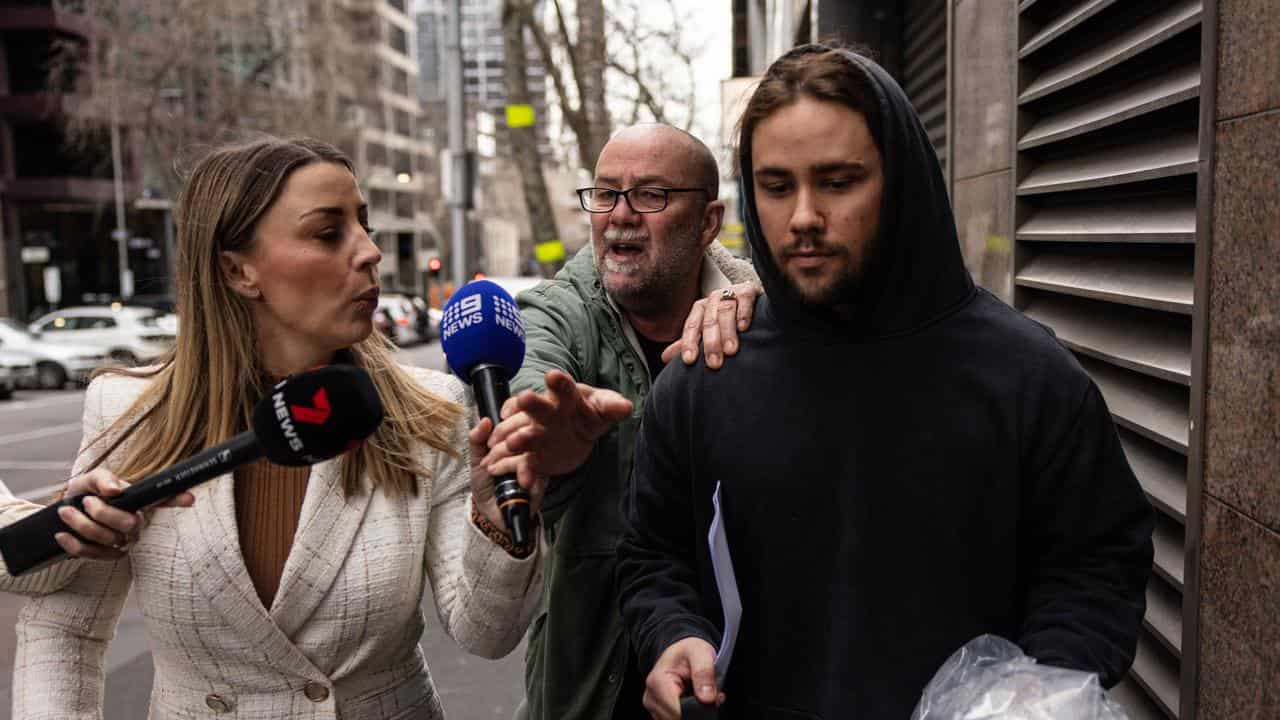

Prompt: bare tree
xmin=50 ymin=0 xmax=370 ymax=197
xmin=603 ymin=0 xmax=702 ymax=133
xmin=513 ymin=0 xmax=702 ymax=172
xmin=501 ymin=0 xmax=560 ymax=260
xmin=496 ymin=0 xmax=704 ymax=272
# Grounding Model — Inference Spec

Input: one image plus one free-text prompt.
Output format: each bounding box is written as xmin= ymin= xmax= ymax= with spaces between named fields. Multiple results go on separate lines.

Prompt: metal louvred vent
xmin=902 ymin=0 xmax=947 ymax=180
xmin=1014 ymin=1 xmax=1203 ymax=718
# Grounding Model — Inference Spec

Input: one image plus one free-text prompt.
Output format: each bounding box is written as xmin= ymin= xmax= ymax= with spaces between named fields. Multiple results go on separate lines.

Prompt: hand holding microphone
xmin=0 ymin=365 xmax=384 ymax=576
xmin=440 ymin=281 xmax=536 ymax=551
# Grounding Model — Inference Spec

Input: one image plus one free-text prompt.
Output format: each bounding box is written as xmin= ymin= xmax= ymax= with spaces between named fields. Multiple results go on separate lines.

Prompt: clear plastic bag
xmin=911 ymin=635 xmax=1130 ymax=720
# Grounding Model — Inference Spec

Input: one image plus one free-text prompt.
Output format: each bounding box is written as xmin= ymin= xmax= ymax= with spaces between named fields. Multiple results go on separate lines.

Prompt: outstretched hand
xmin=487 ymin=369 xmax=633 ymax=478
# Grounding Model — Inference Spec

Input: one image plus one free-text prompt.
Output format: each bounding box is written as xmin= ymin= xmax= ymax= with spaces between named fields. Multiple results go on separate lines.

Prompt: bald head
xmin=600 ymin=124 xmax=719 ymax=199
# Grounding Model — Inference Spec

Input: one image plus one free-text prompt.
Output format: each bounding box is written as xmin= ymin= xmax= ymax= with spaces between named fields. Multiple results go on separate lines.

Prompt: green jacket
xmin=514 ymin=244 xmax=757 ymax=720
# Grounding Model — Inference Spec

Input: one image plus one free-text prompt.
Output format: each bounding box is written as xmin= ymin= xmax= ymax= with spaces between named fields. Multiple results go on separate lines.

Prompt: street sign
xmin=505 ymin=104 xmax=536 ymax=128
xmin=535 ymin=239 xmax=566 ymax=264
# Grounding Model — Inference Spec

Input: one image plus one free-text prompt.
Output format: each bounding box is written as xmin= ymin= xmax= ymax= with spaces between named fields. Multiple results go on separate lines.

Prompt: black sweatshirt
xmin=615 ymin=49 xmax=1154 ymax=719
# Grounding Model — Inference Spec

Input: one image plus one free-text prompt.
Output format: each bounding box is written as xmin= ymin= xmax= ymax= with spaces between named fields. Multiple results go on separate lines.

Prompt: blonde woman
xmin=13 ymin=137 xmax=544 ymax=719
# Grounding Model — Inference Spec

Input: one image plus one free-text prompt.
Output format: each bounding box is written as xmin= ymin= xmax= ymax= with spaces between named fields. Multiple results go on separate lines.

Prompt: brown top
xmin=233 ymin=459 xmax=310 ymax=609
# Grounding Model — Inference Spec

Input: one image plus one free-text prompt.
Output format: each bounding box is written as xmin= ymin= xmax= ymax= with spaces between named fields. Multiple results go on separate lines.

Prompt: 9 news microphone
xmin=439 ymin=280 xmax=532 ymax=552
xmin=0 ymin=364 xmax=384 ymax=576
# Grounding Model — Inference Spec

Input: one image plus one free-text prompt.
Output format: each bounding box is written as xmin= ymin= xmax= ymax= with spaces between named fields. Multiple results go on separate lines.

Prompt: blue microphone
xmin=440 ymin=280 xmax=532 ymax=550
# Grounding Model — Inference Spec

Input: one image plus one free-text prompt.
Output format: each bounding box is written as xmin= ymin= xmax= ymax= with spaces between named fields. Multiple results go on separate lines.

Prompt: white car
xmin=0 ymin=318 xmax=106 ymax=388
xmin=0 ymin=349 xmax=36 ymax=399
xmin=377 ymin=294 xmax=424 ymax=346
xmin=28 ymin=305 xmax=177 ymax=366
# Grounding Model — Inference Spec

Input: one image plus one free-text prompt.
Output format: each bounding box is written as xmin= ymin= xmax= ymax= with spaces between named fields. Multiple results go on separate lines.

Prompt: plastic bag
xmin=911 ymin=635 xmax=1129 ymax=720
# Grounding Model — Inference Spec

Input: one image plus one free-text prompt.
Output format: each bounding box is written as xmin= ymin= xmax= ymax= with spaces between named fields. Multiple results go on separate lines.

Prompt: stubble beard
xmin=775 ymin=238 xmax=870 ymax=309
xmin=599 ymin=224 xmax=704 ymax=317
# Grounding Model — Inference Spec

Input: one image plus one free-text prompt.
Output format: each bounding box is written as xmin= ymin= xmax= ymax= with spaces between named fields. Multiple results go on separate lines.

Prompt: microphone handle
xmin=470 ymin=364 xmax=532 ymax=551
xmin=0 ymin=432 xmax=262 ymax=577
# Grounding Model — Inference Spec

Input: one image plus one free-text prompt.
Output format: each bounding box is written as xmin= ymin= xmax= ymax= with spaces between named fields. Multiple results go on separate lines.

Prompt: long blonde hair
xmin=84 ymin=137 xmax=460 ymax=496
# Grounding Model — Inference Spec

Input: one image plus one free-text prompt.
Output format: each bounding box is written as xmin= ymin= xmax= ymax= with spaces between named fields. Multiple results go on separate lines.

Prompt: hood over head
xmin=738 ymin=45 xmax=974 ymax=339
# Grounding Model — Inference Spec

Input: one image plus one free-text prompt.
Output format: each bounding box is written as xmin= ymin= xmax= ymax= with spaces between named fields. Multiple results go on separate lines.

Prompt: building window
xmin=391 ymin=68 xmax=410 ymax=96
xmin=394 ymin=109 xmax=413 ymax=137
xmin=393 ymin=149 xmax=412 ymax=174
xmin=395 ymin=192 xmax=415 ymax=219
xmin=369 ymin=189 xmax=391 ymax=214
xmin=366 ymin=142 xmax=388 ymax=169
xmin=389 ymin=22 xmax=408 ymax=55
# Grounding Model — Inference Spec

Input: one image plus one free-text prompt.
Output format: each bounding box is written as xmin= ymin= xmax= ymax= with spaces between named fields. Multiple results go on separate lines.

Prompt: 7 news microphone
xmin=439 ymin=279 xmax=533 ymax=552
xmin=0 ymin=364 xmax=385 ymax=576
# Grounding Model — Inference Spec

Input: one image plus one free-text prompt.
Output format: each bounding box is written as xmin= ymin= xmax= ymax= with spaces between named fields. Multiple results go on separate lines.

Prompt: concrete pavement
xmin=0 ymin=342 xmax=527 ymax=719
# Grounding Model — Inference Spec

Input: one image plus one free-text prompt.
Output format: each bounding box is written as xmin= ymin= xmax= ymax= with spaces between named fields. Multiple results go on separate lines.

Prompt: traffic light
xmin=427 ymin=256 xmax=443 ymax=276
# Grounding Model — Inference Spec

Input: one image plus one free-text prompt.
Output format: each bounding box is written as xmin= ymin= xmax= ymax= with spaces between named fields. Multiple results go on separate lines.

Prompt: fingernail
xmin=739 ymin=320 xmax=748 ymax=331
xmin=700 ymin=685 xmax=714 ymax=695
xmin=683 ymin=350 xmax=695 ymax=363
xmin=725 ymin=341 xmax=737 ymax=353
xmin=709 ymin=354 xmax=720 ymax=365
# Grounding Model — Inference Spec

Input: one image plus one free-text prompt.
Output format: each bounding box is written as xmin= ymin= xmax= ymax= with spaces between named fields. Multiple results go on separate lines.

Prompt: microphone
xmin=0 ymin=364 xmax=384 ymax=576
xmin=439 ymin=279 xmax=532 ymax=552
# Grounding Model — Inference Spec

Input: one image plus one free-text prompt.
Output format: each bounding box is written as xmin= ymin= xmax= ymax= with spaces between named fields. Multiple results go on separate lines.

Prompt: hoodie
xmin=615 ymin=48 xmax=1155 ymax=719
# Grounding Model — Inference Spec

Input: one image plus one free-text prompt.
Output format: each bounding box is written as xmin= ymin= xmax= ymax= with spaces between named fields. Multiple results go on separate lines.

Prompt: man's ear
xmin=698 ymin=200 xmax=726 ymax=251
xmin=219 ymin=251 xmax=261 ymax=300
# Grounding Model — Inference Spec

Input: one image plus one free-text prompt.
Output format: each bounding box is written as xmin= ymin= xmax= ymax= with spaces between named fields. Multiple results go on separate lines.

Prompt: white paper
xmin=708 ymin=482 xmax=741 ymax=684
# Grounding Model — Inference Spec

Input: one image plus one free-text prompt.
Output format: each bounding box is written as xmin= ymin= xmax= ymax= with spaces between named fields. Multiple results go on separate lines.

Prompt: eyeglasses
xmin=576 ymin=186 xmax=710 ymax=214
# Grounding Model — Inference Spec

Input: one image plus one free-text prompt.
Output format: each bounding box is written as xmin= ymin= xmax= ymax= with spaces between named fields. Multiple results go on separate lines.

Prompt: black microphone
xmin=0 ymin=365 xmax=384 ymax=576
xmin=439 ymin=280 xmax=532 ymax=551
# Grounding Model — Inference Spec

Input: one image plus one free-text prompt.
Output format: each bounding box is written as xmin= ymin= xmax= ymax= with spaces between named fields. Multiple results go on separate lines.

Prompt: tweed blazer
xmin=13 ymin=365 xmax=543 ymax=719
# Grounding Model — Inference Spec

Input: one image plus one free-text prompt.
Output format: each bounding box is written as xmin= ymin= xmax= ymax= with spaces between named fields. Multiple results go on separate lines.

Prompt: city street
xmin=0 ymin=342 xmax=526 ymax=719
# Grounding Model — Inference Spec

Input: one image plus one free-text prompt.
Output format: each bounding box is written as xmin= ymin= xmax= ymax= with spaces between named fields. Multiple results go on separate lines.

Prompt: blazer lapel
xmin=269 ymin=457 xmax=372 ymax=637
xmin=175 ymin=474 xmax=328 ymax=682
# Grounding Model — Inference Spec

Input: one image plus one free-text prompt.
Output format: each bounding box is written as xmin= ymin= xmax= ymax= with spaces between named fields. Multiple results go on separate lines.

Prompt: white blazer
xmin=13 ymin=366 xmax=543 ymax=719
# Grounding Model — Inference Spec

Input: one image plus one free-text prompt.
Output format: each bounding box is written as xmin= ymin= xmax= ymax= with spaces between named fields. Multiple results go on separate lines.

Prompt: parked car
xmin=28 ymin=305 xmax=177 ymax=365
xmin=0 ymin=349 xmax=36 ymax=399
xmin=376 ymin=293 xmax=425 ymax=346
xmin=0 ymin=318 xmax=106 ymax=388
xmin=382 ymin=287 xmax=435 ymax=341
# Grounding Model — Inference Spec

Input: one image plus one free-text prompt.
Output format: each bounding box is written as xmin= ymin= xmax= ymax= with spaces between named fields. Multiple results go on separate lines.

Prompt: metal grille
xmin=902 ymin=0 xmax=948 ymax=180
xmin=1014 ymin=1 xmax=1203 ymax=717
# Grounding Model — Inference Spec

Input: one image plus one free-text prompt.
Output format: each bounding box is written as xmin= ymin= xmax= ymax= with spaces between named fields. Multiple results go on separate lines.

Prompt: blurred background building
xmin=726 ymin=2 xmax=1278 ymax=719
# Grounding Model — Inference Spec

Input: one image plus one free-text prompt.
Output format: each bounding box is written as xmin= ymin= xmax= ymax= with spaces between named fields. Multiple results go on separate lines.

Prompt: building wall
xmin=948 ymin=0 xmax=1013 ymax=303
xmin=1196 ymin=1 xmax=1280 ymax=716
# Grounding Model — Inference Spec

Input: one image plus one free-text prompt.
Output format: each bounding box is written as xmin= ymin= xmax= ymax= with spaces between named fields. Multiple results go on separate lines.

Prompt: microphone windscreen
xmin=252 ymin=365 xmax=385 ymax=466
xmin=439 ymin=280 xmax=526 ymax=381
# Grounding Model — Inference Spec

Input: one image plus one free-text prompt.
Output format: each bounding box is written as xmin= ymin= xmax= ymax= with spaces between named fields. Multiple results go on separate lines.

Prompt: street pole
xmin=446 ymin=0 xmax=467 ymax=288
xmin=109 ymin=48 xmax=131 ymax=300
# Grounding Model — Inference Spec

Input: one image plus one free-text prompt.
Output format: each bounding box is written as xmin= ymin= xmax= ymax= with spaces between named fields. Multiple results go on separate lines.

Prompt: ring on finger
xmin=720 ymin=288 xmax=736 ymax=300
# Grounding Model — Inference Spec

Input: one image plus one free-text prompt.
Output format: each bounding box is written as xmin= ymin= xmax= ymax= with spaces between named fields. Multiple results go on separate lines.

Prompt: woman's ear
xmin=219 ymin=251 xmax=261 ymax=300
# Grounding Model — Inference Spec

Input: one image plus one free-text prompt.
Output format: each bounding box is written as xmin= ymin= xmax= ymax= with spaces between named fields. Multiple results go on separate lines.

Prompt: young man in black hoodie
xmin=615 ymin=45 xmax=1156 ymax=719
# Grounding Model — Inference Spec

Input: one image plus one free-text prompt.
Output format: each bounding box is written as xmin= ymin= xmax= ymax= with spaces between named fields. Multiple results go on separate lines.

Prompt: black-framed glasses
xmin=576 ymin=186 xmax=710 ymax=214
